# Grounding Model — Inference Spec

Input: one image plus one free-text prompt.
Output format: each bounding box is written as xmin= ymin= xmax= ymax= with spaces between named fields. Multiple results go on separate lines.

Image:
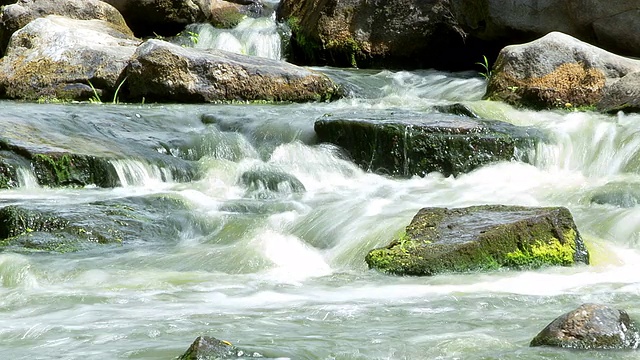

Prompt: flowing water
xmin=2 ymin=18 xmax=640 ymax=360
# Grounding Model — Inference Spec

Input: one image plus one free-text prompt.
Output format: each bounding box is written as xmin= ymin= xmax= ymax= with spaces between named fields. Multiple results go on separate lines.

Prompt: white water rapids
xmin=1 ymin=18 xmax=640 ymax=360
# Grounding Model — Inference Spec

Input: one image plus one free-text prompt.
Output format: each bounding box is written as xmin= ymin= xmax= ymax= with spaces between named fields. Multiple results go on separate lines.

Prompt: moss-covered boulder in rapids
xmin=530 ymin=303 xmax=640 ymax=349
xmin=365 ymin=205 xmax=589 ymax=276
xmin=314 ymin=112 xmax=541 ymax=178
xmin=0 ymin=195 xmax=198 ymax=253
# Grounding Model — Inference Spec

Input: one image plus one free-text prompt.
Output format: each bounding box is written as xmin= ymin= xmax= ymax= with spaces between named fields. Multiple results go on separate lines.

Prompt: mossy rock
xmin=31 ymin=152 xmax=120 ymax=187
xmin=530 ymin=303 xmax=640 ymax=349
xmin=0 ymin=194 xmax=198 ymax=253
xmin=365 ymin=205 xmax=589 ymax=276
xmin=314 ymin=112 xmax=542 ymax=177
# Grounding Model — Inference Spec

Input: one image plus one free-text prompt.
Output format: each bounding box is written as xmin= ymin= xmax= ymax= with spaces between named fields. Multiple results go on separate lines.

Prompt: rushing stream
xmin=3 ymin=15 xmax=640 ymax=360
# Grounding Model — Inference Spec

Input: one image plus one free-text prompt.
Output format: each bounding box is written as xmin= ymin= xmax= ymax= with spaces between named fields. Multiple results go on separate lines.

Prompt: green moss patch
xmin=366 ymin=205 xmax=589 ymax=276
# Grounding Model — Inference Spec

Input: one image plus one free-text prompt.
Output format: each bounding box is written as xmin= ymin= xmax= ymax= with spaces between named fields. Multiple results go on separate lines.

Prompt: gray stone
xmin=126 ymin=39 xmax=342 ymax=103
xmin=0 ymin=0 xmax=132 ymax=55
xmin=531 ymin=303 xmax=640 ymax=349
xmin=485 ymin=32 xmax=640 ymax=110
xmin=0 ymin=15 xmax=139 ymax=101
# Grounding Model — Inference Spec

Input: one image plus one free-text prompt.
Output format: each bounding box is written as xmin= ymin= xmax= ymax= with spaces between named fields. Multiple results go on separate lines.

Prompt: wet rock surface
xmin=366 ymin=205 xmax=589 ymax=276
xmin=314 ymin=112 xmax=542 ymax=178
xmin=530 ymin=303 xmax=640 ymax=349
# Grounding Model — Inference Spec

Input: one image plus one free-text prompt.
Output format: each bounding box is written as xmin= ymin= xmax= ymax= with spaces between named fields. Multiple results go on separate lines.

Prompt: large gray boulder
xmin=276 ymin=0 xmax=468 ymax=69
xmin=0 ymin=15 xmax=139 ymax=101
xmin=365 ymin=205 xmax=589 ymax=276
xmin=530 ymin=303 xmax=640 ymax=349
xmin=0 ymin=0 xmax=132 ymax=55
xmin=314 ymin=112 xmax=541 ymax=178
xmin=451 ymin=0 xmax=640 ymax=59
xmin=485 ymin=32 xmax=640 ymax=110
xmin=126 ymin=39 xmax=342 ymax=103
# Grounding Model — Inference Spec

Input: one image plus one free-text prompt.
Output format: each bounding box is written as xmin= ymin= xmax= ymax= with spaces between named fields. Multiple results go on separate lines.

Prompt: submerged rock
xmin=485 ymin=32 xmax=640 ymax=110
xmin=0 ymin=195 xmax=198 ymax=253
xmin=314 ymin=112 xmax=541 ymax=178
xmin=590 ymin=182 xmax=640 ymax=208
xmin=530 ymin=303 xmax=640 ymax=349
xmin=0 ymin=0 xmax=132 ymax=55
xmin=0 ymin=15 xmax=139 ymax=101
xmin=126 ymin=39 xmax=342 ymax=103
xmin=240 ymin=168 xmax=305 ymax=195
xmin=178 ymin=336 xmax=263 ymax=359
xmin=365 ymin=205 xmax=589 ymax=276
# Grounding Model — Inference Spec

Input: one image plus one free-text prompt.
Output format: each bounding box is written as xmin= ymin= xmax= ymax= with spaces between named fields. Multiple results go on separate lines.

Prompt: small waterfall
xmin=109 ymin=159 xmax=173 ymax=187
xmin=187 ymin=15 xmax=282 ymax=60
xmin=532 ymin=112 xmax=640 ymax=177
xmin=16 ymin=167 xmax=39 ymax=189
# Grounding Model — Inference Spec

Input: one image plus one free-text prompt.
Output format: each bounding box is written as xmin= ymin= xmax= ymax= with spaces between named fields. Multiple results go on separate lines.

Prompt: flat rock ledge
xmin=531 ymin=303 xmax=640 ymax=350
xmin=365 ymin=205 xmax=589 ymax=276
xmin=314 ymin=112 xmax=542 ymax=178
xmin=485 ymin=32 xmax=640 ymax=112
xmin=126 ymin=39 xmax=343 ymax=103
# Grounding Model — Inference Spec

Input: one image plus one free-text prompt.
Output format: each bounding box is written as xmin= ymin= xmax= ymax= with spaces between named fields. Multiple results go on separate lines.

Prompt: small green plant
xmin=187 ymin=31 xmax=199 ymax=45
xmin=178 ymin=30 xmax=199 ymax=47
xmin=476 ymin=55 xmax=492 ymax=80
xmin=87 ymin=76 xmax=128 ymax=104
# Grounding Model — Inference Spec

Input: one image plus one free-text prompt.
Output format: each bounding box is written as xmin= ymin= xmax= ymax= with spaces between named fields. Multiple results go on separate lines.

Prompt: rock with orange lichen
xmin=485 ymin=32 xmax=640 ymax=110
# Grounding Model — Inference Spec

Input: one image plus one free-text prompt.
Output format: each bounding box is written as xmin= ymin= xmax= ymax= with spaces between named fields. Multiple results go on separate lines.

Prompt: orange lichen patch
xmin=488 ymin=62 xmax=606 ymax=109
xmin=527 ymin=63 xmax=605 ymax=95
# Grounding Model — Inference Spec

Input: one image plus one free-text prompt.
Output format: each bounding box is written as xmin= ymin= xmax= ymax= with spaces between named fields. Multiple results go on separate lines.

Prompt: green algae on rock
xmin=314 ymin=112 xmax=542 ymax=178
xmin=365 ymin=205 xmax=589 ymax=276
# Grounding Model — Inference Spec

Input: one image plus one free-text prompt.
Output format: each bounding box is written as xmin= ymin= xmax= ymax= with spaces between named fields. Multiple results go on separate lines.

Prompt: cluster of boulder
xmin=1 ymin=0 xmax=639 ymax=356
xmin=0 ymin=0 xmax=341 ymax=103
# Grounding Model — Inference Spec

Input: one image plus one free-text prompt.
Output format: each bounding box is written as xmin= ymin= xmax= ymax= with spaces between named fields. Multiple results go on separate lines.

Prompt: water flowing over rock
xmin=314 ymin=112 xmax=541 ymax=178
xmin=126 ymin=39 xmax=342 ymax=103
xmin=0 ymin=195 xmax=196 ymax=252
xmin=276 ymin=0 xmax=469 ymax=69
xmin=0 ymin=0 xmax=132 ymax=56
xmin=530 ymin=303 xmax=640 ymax=349
xmin=485 ymin=32 xmax=640 ymax=110
xmin=365 ymin=205 xmax=589 ymax=276
xmin=0 ymin=15 xmax=139 ymax=101
xmin=0 ymin=105 xmax=199 ymax=189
